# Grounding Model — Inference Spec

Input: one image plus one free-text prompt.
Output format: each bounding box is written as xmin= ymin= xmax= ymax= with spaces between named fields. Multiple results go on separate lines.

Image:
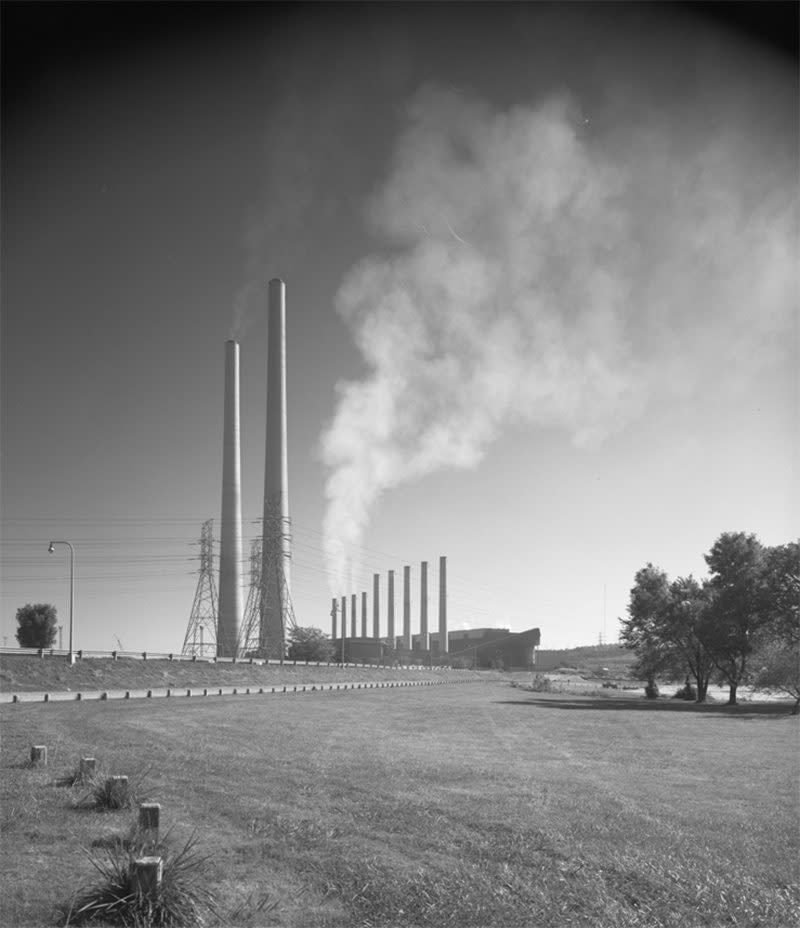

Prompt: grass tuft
xmin=62 ymin=832 xmax=217 ymax=927
xmin=56 ymin=762 xmax=99 ymax=789
xmin=75 ymin=766 xmax=151 ymax=812
xmin=226 ymin=888 xmax=279 ymax=924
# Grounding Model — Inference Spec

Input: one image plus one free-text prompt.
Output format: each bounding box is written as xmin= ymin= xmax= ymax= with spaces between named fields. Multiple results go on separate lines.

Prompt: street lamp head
xmin=48 ymin=542 xmax=55 ymax=553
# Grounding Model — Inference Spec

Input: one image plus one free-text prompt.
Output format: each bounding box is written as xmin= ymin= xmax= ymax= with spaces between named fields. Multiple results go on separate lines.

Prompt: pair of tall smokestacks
xmin=332 ymin=557 xmax=448 ymax=655
xmin=217 ymin=279 xmax=289 ymax=658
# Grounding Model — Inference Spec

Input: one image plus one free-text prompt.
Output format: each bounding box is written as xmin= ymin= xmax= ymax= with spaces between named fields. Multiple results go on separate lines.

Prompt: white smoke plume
xmin=322 ymin=85 xmax=797 ymax=587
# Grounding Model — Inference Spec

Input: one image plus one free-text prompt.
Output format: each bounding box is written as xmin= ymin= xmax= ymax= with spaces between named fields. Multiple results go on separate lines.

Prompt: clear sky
xmin=2 ymin=3 xmax=797 ymax=653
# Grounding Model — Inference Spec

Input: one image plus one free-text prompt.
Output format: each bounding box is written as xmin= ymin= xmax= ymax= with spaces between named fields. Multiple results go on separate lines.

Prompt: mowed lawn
xmin=1 ymin=682 xmax=798 ymax=927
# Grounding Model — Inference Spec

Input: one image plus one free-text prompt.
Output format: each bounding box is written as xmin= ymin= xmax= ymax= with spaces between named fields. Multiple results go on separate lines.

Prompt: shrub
xmin=673 ymin=682 xmax=697 ymax=701
xmin=529 ymin=674 xmax=555 ymax=693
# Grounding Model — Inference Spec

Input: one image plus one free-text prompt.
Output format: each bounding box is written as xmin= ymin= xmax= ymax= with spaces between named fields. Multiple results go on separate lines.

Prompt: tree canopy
xmin=622 ymin=533 xmax=799 ymax=706
xmin=286 ymin=626 xmax=335 ymax=663
xmin=15 ymin=603 xmax=58 ymax=649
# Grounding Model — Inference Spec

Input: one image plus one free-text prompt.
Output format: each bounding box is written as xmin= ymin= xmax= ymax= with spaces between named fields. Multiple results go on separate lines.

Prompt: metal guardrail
xmin=0 ymin=647 xmax=457 ymax=672
xmin=2 ymin=676 xmax=486 ymax=705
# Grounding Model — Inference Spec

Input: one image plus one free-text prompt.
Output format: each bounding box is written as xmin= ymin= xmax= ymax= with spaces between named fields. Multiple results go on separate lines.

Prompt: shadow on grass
xmin=495 ymin=694 xmax=796 ymax=719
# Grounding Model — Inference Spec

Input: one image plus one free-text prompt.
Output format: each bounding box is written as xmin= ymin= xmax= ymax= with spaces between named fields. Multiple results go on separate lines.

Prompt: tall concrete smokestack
xmin=403 ymin=565 xmax=411 ymax=650
xmin=217 ymin=340 xmax=243 ymax=657
xmin=361 ymin=591 xmax=368 ymax=638
xmin=330 ymin=597 xmax=337 ymax=641
xmin=420 ymin=561 xmax=429 ymax=651
xmin=387 ymin=570 xmax=395 ymax=646
xmin=373 ymin=573 xmax=380 ymax=640
xmin=340 ymin=595 xmax=347 ymax=662
xmin=438 ymin=556 xmax=448 ymax=656
xmin=260 ymin=278 xmax=290 ymax=658
xmin=351 ymin=593 xmax=357 ymax=638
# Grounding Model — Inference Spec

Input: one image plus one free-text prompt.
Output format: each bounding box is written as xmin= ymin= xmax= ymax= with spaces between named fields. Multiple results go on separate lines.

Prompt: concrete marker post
xmin=107 ymin=775 xmax=130 ymax=808
xmin=80 ymin=757 xmax=96 ymax=780
xmin=139 ymin=802 xmax=161 ymax=844
xmin=131 ymin=856 xmax=162 ymax=898
xmin=30 ymin=745 xmax=47 ymax=766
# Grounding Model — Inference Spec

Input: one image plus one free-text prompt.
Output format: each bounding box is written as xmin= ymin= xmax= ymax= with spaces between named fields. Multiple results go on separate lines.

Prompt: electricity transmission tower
xmin=238 ymin=537 xmax=263 ymax=656
xmin=181 ymin=519 xmax=218 ymax=657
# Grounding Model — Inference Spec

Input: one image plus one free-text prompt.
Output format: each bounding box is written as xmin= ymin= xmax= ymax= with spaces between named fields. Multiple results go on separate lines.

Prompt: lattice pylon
xmin=181 ymin=520 xmax=218 ymax=657
xmin=259 ymin=555 xmax=297 ymax=658
xmin=238 ymin=537 xmax=263 ymax=656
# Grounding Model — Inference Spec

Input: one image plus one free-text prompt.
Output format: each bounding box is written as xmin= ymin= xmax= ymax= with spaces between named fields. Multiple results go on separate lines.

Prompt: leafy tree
xmin=620 ymin=564 xmax=680 ymax=697
xmin=663 ymin=576 xmax=715 ymax=703
xmin=15 ymin=603 xmax=58 ymax=648
xmin=702 ymin=532 xmax=775 ymax=705
xmin=761 ymin=542 xmax=800 ymax=646
xmin=286 ymin=626 xmax=335 ymax=663
xmin=751 ymin=637 xmax=800 ymax=713
xmin=750 ymin=542 xmax=800 ymax=712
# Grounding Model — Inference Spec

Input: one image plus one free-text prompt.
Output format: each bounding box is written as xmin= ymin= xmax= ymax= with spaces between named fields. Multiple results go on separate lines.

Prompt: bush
xmin=529 ymin=674 xmax=555 ymax=693
xmin=673 ymin=682 xmax=697 ymax=701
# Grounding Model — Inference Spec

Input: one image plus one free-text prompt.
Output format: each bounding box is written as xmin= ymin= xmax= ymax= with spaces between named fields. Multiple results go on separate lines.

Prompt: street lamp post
xmin=48 ymin=541 xmax=75 ymax=664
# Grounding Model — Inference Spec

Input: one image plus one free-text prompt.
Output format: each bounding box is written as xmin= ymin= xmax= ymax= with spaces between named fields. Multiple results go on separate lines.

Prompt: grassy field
xmin=1 ymin=682 xmax=798 ymax=927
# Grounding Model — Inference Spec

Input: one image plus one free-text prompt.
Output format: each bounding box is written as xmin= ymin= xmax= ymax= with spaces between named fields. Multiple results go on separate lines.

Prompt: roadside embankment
xmin=0 ymin=654 xmax=480 ymax=695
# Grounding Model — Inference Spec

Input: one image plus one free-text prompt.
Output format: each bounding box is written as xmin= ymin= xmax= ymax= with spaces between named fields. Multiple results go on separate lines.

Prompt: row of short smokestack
xmin=333 ymin=556 xmax=448 ymax=652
